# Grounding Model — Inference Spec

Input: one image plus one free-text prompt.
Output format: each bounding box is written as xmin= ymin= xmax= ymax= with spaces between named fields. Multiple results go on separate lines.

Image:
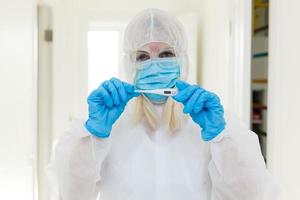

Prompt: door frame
xmin=228 ymin=0 xmax=252 ymax=126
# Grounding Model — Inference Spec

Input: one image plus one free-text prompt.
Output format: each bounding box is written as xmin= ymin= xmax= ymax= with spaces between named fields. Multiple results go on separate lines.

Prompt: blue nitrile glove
xmin=85 ymin=78 xmax=140 ymax=138
xmin=173 ymin=80 xmax=226 ymax=141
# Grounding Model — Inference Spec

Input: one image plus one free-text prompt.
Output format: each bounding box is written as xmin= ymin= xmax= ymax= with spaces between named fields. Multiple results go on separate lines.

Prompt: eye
xmin=158 ymin=50 xmax=176 ymax=58
xmin=136 ymin=53 xmax=150 ymax=62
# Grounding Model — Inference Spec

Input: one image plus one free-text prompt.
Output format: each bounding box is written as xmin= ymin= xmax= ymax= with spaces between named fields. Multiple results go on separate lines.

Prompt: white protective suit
xmin=53 ymin=102 xmax=278 ymax=200
xmin=51 ymin=8 xmax=278 ymax=200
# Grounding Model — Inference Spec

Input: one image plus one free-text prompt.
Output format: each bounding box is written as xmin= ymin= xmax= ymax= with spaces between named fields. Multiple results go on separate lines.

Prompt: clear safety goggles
xmin=135 ymin=57 xmax=180 ymax=70
xmin=131 ymin=46 xmax=177 ymax=65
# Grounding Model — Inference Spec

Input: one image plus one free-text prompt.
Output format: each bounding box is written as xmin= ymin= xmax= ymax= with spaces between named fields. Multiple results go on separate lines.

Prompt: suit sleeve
xmin=208 ymin=114 xmax=279 ymax=200
xmin=50 ymin=119 xmax=111 ymax=200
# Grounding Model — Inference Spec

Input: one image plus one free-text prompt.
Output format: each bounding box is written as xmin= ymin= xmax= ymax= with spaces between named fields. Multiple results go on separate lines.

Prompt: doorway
xmin=251 ymin=0 xmax=269 ymax=162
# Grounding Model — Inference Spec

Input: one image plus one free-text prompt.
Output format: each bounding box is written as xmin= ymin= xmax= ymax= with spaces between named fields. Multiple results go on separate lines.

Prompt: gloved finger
xmin=193 ymin=91 xmax=210 ymax=114
xmin=111 ymin=77 xmax=127 ymax=102
xmin=87 ymin=86 xmax=109 ymax=107
xmin=126 ymin=92 xmax=140 ymax=102
xmin=123 ymin=82 xmax=134 ymax=93
xmin=175 ymin=80 xmax=190 ymax=91
xmin=103 ymin=80 xmax=120 ymax=106
xmin=123 ymin=82 xmax=141 ymax=99
xmin=99 ymin=86 xmax=113 ymax=108
xmin=183 ymin=89 xmax=203 ymax=114
xmin=204 ymin=92 xmax=222 ymax=109
xmin=88 ymin=84 xmax=105 ymax=99
xmin=173 ymin=85 xmax=200 ymax=103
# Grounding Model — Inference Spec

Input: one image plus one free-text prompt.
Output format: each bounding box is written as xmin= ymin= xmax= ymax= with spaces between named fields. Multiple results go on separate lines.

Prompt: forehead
xmin=138 ymin=42 xmax=172 ymax=52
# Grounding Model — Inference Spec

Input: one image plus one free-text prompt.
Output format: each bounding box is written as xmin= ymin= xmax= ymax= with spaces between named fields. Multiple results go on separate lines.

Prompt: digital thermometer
xmin=134 ymin=88 xmax=178 ymax=96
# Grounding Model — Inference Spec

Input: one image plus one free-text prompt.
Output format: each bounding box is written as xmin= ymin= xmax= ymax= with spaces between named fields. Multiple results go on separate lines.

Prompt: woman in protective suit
xmin=52 ymin=8 xmax=278 ymax=200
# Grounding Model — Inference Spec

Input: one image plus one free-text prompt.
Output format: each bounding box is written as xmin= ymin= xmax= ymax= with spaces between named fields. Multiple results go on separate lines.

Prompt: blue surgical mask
xmin=134 ymin=57 xmax=180 ymax=103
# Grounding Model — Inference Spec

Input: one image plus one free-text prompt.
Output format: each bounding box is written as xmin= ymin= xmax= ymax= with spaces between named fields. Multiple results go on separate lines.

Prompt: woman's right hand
xmin=85 ymin=77 xmax=140 ymax=138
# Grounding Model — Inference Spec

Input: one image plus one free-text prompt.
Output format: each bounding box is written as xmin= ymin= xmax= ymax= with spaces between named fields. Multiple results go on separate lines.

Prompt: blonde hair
xmin=132 ymin=95 xmax=183 ymax=132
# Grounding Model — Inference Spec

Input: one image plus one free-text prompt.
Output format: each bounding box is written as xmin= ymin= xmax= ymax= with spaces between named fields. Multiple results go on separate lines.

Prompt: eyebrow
xmin=137 ymin=47 xmax=174 ymax=54
xmin=160 ymin=47 xmax=174 ymax=51
xmin=136 ymin=50 xmax=150 ymax=54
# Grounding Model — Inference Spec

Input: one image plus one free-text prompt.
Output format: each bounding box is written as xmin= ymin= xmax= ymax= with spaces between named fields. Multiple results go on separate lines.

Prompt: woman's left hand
xmin=172 ymin=80 xmax=226 ymax=141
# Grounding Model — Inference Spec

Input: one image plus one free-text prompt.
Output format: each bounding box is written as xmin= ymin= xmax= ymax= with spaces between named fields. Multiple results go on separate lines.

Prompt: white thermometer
xmin=134 ymin=88 xmax=178 ymax=96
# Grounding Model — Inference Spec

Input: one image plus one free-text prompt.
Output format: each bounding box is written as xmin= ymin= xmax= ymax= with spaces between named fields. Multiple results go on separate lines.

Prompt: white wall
xmin=0 ymin=0 xmax=37 ymax=199
xmin=200 ymin=0 xmax=231 ymax=108
xmin=268 ymin=0 xmax=300 ymax=199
